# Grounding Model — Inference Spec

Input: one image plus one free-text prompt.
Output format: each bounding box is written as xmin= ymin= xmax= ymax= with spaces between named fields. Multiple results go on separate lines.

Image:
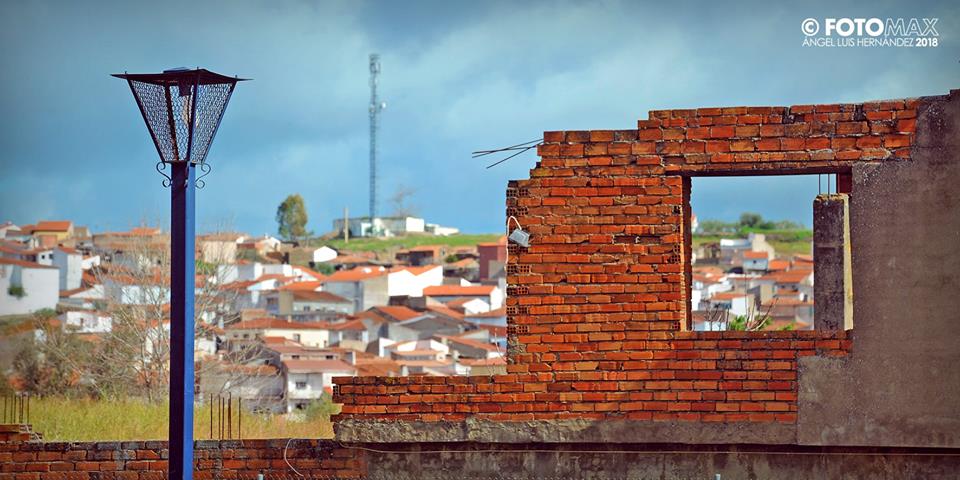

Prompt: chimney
xmin=345 ymin=350 xmax=356 ymax=365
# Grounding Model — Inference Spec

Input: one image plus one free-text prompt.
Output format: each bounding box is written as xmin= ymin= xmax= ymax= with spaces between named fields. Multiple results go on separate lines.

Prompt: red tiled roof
xmin=395 ymin=265 xmax=441 ymax=276
xmin=323 ymin=266 xmax=388 ymax=282
xmin=403 ymin=245 xmax=442 ymax=253
xmin=293 ymin=266 xmax=327 ymax=281
xmin=59 ymin=286 xmax=92 ymax=298
xmin=392 ymin=349 xmax=444 ymax=357
xmin=477 ymin=236 xmax=507 ymax=247
xmin=459 ymin=357 xmax=506 ymax=367
xmin=711 ymin=292 xmax=748 ymax=300
xmin=423 ymin=285 xmax=495 ymax=296
xmin=476 ymin=324 xmax=507 ymax=337
xmin=760 ymin=270 xmax=813 ymax=283
xmin=437 ymin=335 xmax=501 ymax=352
xmin=768 ymin=259 xmax=790 ymax=271
xmin=0 ymin=258 xmax=57 ymax=269
xmin=34 ymin=221 xmax=72 ymax=232
xmin=762 ymin=298 xmax=814 ymax=307
xmin=354 ymin=359 xmax=401 ymax=377
xmin=277 ymin=281 xmax=323 ymax=292
xmin=290 ymin=290 xmax=350 ymax=303
xmin=445 ymin=297 xmax=475 ymax=310
xmin=282 ymin=359 xmax=356 ymax=374
xmin=466 ymin=307 xmax=507 ymax=318
xmin=424 ymin=305 xmax=466 ymax=321
xmin=327 ymin=318 xmax=368 ymax=331
xmin=227 ymin=318 xmax=333 ymax=330
xmin=368 ymin=306 xmax=423 ymax=322
xmin=743 ymin=251 xmax=768 ymax=259
xmin=446 ymin=258 xmax=477 ymax=268
xmin=262 ymin=336 xmax=301 ymax=345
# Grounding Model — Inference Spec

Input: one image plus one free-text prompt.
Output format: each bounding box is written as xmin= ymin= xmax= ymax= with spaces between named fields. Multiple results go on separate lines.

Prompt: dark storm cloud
xmin=0 ymin=0 xmax=956 ymax=234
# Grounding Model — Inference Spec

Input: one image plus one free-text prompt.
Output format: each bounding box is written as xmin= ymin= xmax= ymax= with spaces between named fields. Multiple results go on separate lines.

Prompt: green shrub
xmin=8 ymin=285 xmax=26 ymax=299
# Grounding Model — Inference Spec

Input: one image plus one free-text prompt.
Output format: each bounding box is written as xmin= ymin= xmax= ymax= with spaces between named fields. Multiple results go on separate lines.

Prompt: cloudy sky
xmin=0 ymin=0 xmax=956 ymax=235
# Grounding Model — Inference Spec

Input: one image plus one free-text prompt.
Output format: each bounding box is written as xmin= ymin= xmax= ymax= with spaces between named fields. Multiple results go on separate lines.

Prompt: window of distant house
xmin=242 ymin=333 xmax=249 ymax=339
xmin=686 ymin=173 xmax=849 ymax=332
xmin=293 ymin=334 xmax=301 ymax=342
xmin=295 ymin=381 xmax=307 ymax=390
xmin=292 ymin=355 xmax=300 ymax=359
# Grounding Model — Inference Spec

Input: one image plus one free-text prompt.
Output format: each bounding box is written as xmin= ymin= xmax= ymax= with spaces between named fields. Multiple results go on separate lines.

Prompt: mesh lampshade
xmin=113 ymin=68 xmax=247 ymax=164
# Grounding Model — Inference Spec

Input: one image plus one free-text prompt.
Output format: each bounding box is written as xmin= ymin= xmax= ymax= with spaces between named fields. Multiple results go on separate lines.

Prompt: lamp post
xmin=113 ymin=68 xmax=247 ymax=480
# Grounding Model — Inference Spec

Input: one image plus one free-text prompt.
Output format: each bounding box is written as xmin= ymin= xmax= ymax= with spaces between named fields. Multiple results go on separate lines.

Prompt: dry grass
xmin=26 ymin=397 xmax=334 ymax=441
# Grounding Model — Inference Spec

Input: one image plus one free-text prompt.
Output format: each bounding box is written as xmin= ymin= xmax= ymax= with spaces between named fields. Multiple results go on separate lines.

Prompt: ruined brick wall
xmin=0 ymin=439 xmax=365 ymax=479
xmin=334 ymin=98 xmax=918 ymax=425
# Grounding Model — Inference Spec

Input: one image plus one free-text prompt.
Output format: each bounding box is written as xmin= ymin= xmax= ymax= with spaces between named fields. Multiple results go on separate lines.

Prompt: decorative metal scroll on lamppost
xmin=113 ymin=68 xmax=247 ymax=480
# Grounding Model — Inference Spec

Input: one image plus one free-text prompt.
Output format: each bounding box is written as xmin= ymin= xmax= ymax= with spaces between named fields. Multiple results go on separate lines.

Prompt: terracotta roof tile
xmin=282 ymin=359 xmax=356 ymax=373
xmin=323 ymin=266 xmax=388 ymax=282
xmin=0 ymin=258 xmax=57 ymax=269
xmin=423 ymin=285 xmax=495 ymax=296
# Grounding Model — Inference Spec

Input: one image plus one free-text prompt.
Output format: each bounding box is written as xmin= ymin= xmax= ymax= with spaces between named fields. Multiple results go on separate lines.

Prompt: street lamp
xmin=113 ymin=68 xmax=247 ymax=480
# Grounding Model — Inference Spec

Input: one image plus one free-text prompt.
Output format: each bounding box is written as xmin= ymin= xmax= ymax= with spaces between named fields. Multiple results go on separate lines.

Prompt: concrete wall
xmin=5 ymin=436 xmax=958 ymax=479
xmin=0 ymin=264 xmax=59 ymax=315
xmin=798 ymin=92 xmax=960 ymax=448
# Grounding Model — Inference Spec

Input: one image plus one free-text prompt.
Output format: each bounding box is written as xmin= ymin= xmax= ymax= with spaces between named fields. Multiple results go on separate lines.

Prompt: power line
xmin=473 ymin=138 xmax=542 ymax=169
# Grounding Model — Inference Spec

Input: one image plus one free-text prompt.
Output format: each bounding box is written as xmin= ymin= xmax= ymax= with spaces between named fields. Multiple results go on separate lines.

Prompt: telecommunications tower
xmin=368 ymin=54 xmax=386 ymax=221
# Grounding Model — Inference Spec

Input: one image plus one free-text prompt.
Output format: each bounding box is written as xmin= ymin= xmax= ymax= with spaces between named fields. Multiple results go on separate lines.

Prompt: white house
xmin=59 ymin=284 xmax=106 ymax=309
xmin=386 ymin=339 xmax=449 ymax=361
xmin=322 ymin=266 xmax=390 ymax=314
xmin=0 ymin=222 xmax=19 ymax=238
xmin=52 ymin=246 xmax=83 ymax=290
xmin=225 ymin=318 xmax=332 ymax=349
xmin=742 ymin=251 xmax=770 ymax=273
xmin=465 ymin=307 xmax=507 ymax=327
xmin=387 ymin=265 xmax=443 ymax=298
xmin=703 ymin=292 xmax=755 ymax=318
xmin=60 ymin=310 xmax=112 ymax=334
xmin=332 ymin=216 xmax=426 ymax=238
xmin=282 ymin=359 xmax=356 ymax=411
xmin=81 ymin=254 xmax=101 ymax=270
xmin=311 ymin=246 xmax=338 ymax=264
xmin=0 ymin=258 xmax=59 ymax=315
xmin=720 ymin=233 xmax=776 ymax=266
xmin=425 ymin=223 xmax=460 ymax=236
xmin=423 ymin=284 xmax=503 ymax=310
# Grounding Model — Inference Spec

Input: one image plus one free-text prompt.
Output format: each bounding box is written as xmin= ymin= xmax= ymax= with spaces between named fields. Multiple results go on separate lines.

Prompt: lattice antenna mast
xmin=368 ymin=54 xmax=386 ymax=221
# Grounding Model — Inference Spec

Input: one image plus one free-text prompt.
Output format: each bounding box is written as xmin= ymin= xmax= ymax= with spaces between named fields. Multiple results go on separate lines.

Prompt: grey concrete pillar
xmin=814 ymin=193 xmax=853 ymax=331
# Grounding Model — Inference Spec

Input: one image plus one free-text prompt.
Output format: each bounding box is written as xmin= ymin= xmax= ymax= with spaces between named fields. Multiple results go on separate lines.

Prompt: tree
xmin=13 ymin=311 xmax=83 ymax=396
xmin=739 ymin=212 xmax=764 ymax=229
xmin=24 ymin=229 xmax=271 ymax=402
xmin=389 ymin=185 xmax=418 ymax=218
xmin=276 ymin=194 xmax=311 ymax=241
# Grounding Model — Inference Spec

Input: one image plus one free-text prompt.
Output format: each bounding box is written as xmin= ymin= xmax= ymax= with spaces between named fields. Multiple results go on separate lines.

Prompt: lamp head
xmin=508 ymin=228 xmax=530 ymax=248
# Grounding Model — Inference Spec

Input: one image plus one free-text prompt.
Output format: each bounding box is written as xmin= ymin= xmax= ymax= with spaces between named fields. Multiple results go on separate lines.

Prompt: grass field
xmin=693 ymin=230 xmax=812 ymax=258
xmin=25 ymin=397 xmax=334 ymax=441
xmin=313 ymin=233 xmax=502 ymax=253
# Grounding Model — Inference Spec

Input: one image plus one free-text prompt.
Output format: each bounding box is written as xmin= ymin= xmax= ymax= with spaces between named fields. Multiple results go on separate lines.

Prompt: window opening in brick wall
xmin=687 ymin=173 xmax=851 ymax=332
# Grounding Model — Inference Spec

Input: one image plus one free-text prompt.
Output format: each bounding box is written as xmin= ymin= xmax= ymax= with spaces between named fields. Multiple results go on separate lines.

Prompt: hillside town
xmin=0 ymin=214 xmax=815 ymax=414
xmin=0 ymin=217 xmax=508 ymax=413
xmin=690 ymin=229 xmax=815 ymax=332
